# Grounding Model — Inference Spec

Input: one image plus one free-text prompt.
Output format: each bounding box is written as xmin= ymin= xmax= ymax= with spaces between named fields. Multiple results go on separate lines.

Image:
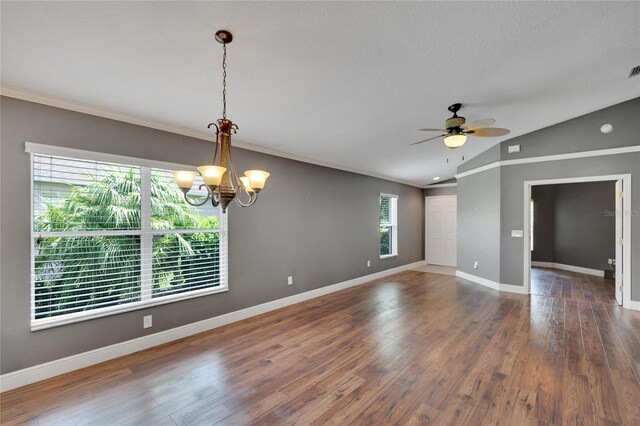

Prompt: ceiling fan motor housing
xmin=446 ymin=116 xmax=465 ymax=130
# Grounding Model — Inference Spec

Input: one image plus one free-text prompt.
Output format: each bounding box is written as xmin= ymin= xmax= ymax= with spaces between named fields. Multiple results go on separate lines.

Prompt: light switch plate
xmin=508 ymin=145 xmax=521 ymax=153
xmin=511 ymin=230 xmax=524 ymax=238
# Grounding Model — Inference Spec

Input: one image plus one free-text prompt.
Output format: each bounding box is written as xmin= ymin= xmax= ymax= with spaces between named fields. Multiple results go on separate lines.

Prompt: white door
xmin=426 ymin=196 xmax=457 ymax=266
xmin=615 ymin=180 xmax=623 ymax=306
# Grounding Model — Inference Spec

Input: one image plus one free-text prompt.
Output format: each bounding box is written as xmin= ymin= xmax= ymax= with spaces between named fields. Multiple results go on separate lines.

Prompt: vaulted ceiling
xmin=2 ymin=1 xmax=638 ymax=186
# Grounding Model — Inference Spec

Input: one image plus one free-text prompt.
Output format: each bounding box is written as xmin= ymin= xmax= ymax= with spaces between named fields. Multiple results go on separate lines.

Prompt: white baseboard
xmin=456 ymin=270 xmax=499 ymax=290
xmin=498 ymin=283 xmax=528 ymax=295
xmin=530 ymin=261 xmax=554 ymax=268
xmin=0 ymin=261 xmax=425 ymax=393
xmin=455 ymin=271 xmax=527 ymax=295
xmin=531 ymin=261 xmax=604 ymax=277
xmin=456 ymin=270 xmax=638 ymax=308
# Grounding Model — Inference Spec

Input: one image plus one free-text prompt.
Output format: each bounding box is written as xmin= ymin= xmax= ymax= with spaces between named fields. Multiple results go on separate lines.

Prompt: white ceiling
xmin=2 ymin=1 xmax=639 ymax=186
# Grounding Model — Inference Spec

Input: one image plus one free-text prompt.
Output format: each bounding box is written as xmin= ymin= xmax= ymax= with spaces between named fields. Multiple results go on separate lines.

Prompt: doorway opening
xmin=523 ymin=175 xmax=631 ymax=308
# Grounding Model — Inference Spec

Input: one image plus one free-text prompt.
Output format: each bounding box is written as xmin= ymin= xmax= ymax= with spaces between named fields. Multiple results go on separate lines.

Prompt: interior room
xmin=530 ymin=181 xmax=618 ymax=303
xmin=1 ymin=2 xmax=639 ymax=425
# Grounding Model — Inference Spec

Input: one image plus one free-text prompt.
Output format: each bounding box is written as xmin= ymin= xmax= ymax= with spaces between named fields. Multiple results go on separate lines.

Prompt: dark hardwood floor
xmin=530 ymin=266 xmax=617 ymax=304
xmin=2 ymin=267 xmax=640 ymax=425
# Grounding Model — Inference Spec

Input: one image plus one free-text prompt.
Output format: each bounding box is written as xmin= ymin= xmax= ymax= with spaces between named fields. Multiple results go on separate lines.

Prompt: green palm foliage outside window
xmin=32 ymin=154 xmax=222 ymax=321
xmin=379 ymin=194 xmax=398 ymax=257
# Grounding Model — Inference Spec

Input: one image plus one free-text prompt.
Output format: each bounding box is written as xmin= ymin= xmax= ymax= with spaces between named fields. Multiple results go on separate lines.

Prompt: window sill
xmin=31 ymin=286 xmax=229 ymax=331
xmin=379 ymin=254 xmax=398 ymax=259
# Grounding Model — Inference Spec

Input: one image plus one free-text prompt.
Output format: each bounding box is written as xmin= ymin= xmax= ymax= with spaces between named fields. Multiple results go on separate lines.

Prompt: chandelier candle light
xmin=173 ymin=30 xmax=270 ymax=213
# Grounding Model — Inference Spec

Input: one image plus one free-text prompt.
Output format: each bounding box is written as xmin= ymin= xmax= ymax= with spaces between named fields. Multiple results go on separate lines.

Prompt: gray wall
xmin=554 ymin=182 xmax=615 ymax=270
xmin=531 ymin=185 xmax=556 ymax=263
xmin=499 ymin=154 xmax=638 ymax=291
xmin=457 ymin=97 xmax=639 ymax=301
xmin=532 ymin=182 xmax=616 ymax=270
xmin=423 ymin=185 xmax=457 ymax=198
xmin=423 ymin=178 xmax=457 ymax=197
xmin=458 ymin=144 xmax=500 ymax=174
xmin=498 ymin=98 xmax=640 ymax=159
xmin=457 ymin=167 xmax=501 ymax=282
xmin=0 ymin=96 xmax=424 ymax=374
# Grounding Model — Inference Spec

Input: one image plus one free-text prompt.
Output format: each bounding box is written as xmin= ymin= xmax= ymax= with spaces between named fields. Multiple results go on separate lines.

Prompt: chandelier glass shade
xmin=173 ymin=30 xmax=269 ymax=213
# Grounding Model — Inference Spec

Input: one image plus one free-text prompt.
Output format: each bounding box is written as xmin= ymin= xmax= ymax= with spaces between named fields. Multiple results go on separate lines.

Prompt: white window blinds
xmin=379 ymin=194 xmax=398 ymax=257
xmin=32 ymin=153 xmax=227 ymax=330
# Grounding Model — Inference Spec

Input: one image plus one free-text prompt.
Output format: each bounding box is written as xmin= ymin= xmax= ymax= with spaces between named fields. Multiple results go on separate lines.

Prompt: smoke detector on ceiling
xmin=600 ymin=123 xmax=614 ymax=134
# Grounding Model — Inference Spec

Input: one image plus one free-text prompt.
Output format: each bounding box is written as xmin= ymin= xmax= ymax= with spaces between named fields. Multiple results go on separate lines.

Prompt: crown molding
xmin=455 ymin=145 xmax=640 ymax=179
xmin=422 ymin=182 xmax=457 ymax=189
xmin=1 ymin=83 xmax=422 ymax=188
xmin=1 ymin=84 xmax=218 ymax=142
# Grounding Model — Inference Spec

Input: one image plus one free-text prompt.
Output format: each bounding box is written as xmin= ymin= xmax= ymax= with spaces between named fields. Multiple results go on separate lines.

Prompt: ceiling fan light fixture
xmin=444 ymin=133 xmax=467 ymax=149
xmin=412 ymin=103 xmax=510 ymax=150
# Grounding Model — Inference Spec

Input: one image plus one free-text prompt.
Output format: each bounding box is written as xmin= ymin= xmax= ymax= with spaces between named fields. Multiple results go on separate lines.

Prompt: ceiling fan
xmin=411 ymin=103 xmax=510 ymax=149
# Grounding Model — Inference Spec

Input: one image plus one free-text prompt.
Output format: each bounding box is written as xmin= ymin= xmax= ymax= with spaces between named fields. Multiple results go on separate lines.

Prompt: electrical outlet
xmin=473 ymin=261 xmax=479 ymax=269
xmin=287 ymin=276 xmax=293 ymax=286
xmin=143 ymin=315 xmax=152 ymax=329
xmin=367 ymin=260 xmax=371 ymax=267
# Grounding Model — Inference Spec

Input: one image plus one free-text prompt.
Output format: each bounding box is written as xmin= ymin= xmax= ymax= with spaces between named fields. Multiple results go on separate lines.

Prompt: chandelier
xmin=173 ymin=30 xmax=270 ymax=213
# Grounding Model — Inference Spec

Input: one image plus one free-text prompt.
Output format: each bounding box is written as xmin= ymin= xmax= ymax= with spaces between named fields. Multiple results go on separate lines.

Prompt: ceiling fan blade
xmin=469 ymin=127 xmax=510 ymax=137
xmin=410 ymin=134 xmax=447 ymax=145
xmin=418 ymin=128 xmax=447 ymax=132
xmin=461 ymin=118 xmax=495 ymax=130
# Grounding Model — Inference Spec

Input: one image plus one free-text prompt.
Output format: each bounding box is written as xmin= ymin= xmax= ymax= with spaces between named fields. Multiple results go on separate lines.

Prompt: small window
xmin=379 ymin=194 xmax=398 ymax=258
xmin=31 ymin=153 xmax=227 ymax=330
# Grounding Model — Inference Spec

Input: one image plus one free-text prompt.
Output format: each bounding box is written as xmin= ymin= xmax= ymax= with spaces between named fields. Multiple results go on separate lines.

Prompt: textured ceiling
xmin=2 ymin=1 xmax=639 ymax=186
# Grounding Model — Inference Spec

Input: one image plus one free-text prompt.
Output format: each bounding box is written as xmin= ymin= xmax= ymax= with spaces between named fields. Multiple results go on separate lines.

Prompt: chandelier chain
xmin=222 ymin=42 xmax=227 ymax=119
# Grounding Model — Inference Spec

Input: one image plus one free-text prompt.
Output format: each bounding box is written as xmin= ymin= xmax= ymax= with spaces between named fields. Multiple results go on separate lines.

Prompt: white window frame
xmin=379 ymin=193 xmax=399 ymax=259
xmin=27 ymin=142 xmax=228 ymax=331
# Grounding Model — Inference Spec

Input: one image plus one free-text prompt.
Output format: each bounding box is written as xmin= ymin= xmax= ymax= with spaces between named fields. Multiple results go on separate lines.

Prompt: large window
xmin=379 ymin=193 xmax=398 ymax=258
xmin=31 ymin=151 xmax=227 ymax=330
